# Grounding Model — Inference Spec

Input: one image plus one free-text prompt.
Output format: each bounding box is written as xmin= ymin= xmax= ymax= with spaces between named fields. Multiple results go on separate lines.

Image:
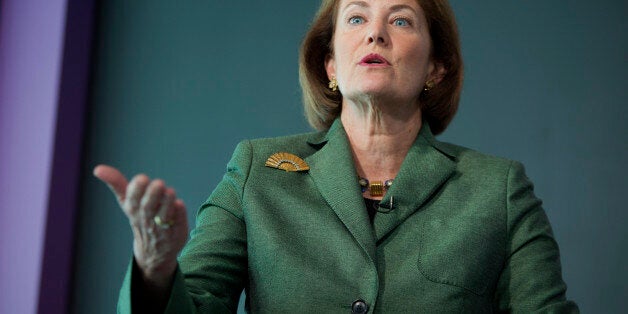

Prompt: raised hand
xmin=93 ymin=165 xmax=189 ymax=290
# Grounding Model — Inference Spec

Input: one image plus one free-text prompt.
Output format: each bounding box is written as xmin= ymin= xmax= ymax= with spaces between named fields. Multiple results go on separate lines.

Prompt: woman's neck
xmin=340 ymin=97 xmax=422 ymax=197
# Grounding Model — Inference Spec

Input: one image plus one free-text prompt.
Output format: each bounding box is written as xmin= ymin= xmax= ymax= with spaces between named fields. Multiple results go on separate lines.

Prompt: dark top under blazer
xmin=118 ymin=119 xmax=579 ymax=313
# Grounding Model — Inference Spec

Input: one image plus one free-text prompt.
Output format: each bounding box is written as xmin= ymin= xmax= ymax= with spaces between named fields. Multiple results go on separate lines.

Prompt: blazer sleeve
xmin=117 ymin=140 xmax=252 ymax=314
xmin=494 ymin=161 xmax=579 ymax=313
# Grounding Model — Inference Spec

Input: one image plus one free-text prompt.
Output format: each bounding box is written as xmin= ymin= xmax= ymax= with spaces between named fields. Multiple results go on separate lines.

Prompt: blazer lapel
xmin=305 ymin=120 xmax=376 ymax=262
xmin=373 ymin=123 xmax=456 ymax=242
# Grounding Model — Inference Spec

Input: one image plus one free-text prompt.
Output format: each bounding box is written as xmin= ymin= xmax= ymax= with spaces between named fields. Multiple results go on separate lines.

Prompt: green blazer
xmin=119 ymin=119 xmax=578 ymax=313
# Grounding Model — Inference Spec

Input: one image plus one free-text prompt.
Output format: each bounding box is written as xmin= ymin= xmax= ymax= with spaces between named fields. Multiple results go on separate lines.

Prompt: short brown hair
xmin=299 ymin=0 xmax=463 ymax=135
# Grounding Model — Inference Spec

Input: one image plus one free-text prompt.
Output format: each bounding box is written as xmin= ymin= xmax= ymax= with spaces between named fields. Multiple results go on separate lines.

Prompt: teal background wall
xmin=74 ymin=1 xmax=627 ymax=313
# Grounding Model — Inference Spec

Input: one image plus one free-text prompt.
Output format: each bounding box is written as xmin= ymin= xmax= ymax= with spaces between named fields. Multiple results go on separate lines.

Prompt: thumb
xmin=93 ymin=164 xmax=129 ymax=204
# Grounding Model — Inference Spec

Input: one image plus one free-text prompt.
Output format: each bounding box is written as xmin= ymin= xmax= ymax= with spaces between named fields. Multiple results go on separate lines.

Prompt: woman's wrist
xmin=139 ymin=259 xmax=177 ymax=290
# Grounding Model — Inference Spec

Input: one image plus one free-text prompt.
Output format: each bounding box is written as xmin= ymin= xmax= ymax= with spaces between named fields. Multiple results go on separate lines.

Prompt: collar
xmin=304 ymin=118 xmax=457 ymax=258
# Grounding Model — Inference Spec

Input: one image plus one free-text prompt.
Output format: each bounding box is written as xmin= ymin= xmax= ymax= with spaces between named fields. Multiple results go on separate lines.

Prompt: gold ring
xmin=153 ymin=216 xmax=174 ymax=229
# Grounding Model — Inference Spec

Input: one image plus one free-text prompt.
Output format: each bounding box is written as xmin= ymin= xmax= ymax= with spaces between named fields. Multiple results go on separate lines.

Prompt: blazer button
xmin=351 ymin=300 xmax=368 ymax=314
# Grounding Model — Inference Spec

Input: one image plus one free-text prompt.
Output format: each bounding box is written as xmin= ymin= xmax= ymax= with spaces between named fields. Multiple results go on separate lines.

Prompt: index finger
xmin=93 ymin=164 xmax=129 ymax=203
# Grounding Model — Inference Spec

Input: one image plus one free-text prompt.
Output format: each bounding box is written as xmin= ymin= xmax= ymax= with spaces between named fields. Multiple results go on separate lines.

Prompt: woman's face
xmin=326 ymin=0 xmax=440 ymax=104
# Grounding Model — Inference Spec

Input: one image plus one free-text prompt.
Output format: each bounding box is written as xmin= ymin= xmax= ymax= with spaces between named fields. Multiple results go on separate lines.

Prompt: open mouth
xmin=360 ymin=54 xmax=390 ymax=65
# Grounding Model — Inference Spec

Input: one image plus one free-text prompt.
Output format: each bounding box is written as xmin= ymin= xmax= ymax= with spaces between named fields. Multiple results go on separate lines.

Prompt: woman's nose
xmin=367 ymin=20 xmax=388 ymax=45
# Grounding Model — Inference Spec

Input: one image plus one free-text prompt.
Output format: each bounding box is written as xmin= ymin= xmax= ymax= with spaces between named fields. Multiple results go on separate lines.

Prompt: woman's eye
xmin=348 ymin=16 xmax=365 ymax=25
xmin=393 ymin=18 xmax=410 ymax=27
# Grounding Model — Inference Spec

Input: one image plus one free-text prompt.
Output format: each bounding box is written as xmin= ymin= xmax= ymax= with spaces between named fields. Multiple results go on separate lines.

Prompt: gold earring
xmin=423 ymin=80 xmax=434 ymax=91
xmin=328 ymin=77 xmax=338 ymax=92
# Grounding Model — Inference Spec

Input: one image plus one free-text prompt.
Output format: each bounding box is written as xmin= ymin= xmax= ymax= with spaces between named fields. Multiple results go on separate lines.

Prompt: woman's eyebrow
xmin=342 ymin=2 xmax=418 ymax=16
xmin=342 ymin=1 xmax=369 ymax=12
xmin=389 ymin=4 xmax=418 ymax=16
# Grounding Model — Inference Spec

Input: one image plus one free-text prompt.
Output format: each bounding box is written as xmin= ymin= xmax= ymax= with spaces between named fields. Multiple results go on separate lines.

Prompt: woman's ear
xmin=429 ymin=61 xmax=447 ymax=85
xmin=325 ymin=54 xmax=336 ymax=80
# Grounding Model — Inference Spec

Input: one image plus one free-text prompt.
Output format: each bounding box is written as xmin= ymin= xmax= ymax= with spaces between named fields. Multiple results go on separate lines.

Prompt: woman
xmin=95 ymin=0 xmax=579 ymax=312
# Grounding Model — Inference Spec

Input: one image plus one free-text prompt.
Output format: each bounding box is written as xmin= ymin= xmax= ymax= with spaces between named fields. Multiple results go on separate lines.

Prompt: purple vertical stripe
xmin=0 ymin=0 xmax=94 ymax=312
xmin=0 ymin=0 xmax=68 ymax=313
xmin=36 ymin=0 xmax=95 ymax=312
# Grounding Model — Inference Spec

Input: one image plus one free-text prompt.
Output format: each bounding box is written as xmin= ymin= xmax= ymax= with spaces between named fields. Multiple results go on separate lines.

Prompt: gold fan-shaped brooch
xmin=265 ymin=152 xmax=310 ymax=172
